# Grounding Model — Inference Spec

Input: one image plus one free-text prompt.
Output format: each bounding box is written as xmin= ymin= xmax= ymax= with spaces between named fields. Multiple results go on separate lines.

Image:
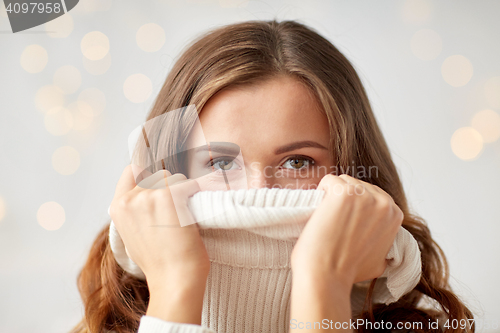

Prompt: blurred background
xmin=0 ymin=0 xmax=499 ymax=332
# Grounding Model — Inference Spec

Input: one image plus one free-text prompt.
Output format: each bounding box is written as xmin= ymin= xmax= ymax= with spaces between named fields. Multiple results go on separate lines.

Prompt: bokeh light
xmin=35 ymin=85 xmax=65 ymax=113
xmin=53 ymin=65 xmax=82 ymax=95
xmin=20 ymin=45 xmax=48 ymax=73
xmin=82 ymin=52 xmax=111 ymax=75
xmin=136 ymin=23 xmax=166 ymax=52
xmin=81 ymin=31 xmax=110 ymax=60
xmin=123 ymin=73 xmax=152 ymax=103
xmin=67 ymin=101 xmax=94 ymax=131
xmin=44 ymin=107 xmax=74 ymax=136
xmin=78 ymin=88 xmax=106 ymax=115
xmin=45 ymin=13 xmax=74 ymax=38
xmin=410 ymin=29 xmax=442 ymax=61
xmin=0 ymin=197 xmax=5 ymax=222
xmin=471 ymin=109 xmax=500 ymax=143
xmin=37 ymin=201 xmax=65 ymax=231
xmin=441 ymin=55 xmax=473 ymax=87
xmin=402 ymin=0 xmax=432 ymax=24
xmin=484 ymin=76 xmax=500 ymax=109
xmin=450 ymin=127 xmax=483 ymax=161
xmin=52 ymin=146 xmax=80 ymax=175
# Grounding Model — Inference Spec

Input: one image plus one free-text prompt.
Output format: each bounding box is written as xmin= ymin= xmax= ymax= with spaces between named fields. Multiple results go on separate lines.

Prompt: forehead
xmin=188 ymin=76 xmax=329 ymax=148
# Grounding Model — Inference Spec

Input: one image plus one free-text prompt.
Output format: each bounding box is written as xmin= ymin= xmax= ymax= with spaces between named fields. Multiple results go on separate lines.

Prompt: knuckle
xmin=376 ymin=197 xmax=392 ymax=212
xmin=320 ymin=173 xmax=336 ymax=185
xmin=152 ymin=188 xmax=173 ymax=204
xmin=393 ymin=207 xmax=405 ymax=227
xmin=108 ymin=203 xmax=117 ymax=219
xmin=168 ymin=173 xmax=187 ymax=186
xmin=367 ymin=190 xmax=377 ymax=200
xmin=117 ymin=195 xmax=132 ymax=210
xmin=110 ymin=195 xmax=132 ymax=219
xmin=361 ymin=192 xmax=376 ymax=205
xmin=338 ymin=173 xmax=350 ymax=180
xmin=395 ymin=206 xmax=404 ymax=220
xmin=173 ymin=173 xmax=187 ymax=180
xmin=135 ymin=190 xmax=155 ymax=210
xmin=355 ymin=184 xmax=367 ymax=195
xmin=124 ymin=164 xmax=134 ymax=175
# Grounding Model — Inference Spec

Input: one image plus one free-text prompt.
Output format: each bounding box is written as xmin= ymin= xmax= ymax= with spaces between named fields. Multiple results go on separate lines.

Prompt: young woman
xmin=71 ymin=20 xmax=474 ymax=333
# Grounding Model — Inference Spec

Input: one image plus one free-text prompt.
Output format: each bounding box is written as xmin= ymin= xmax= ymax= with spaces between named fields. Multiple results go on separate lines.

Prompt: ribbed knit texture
xmin=138 ymin=316 xmax=215 ymax=333
xmin=110 ymin=188 xmax=422 ymax=333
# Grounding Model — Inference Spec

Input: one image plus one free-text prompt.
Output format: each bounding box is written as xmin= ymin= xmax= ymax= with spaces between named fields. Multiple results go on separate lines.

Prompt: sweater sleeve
xmin=138 ymin=316 xmax=217 ymax=333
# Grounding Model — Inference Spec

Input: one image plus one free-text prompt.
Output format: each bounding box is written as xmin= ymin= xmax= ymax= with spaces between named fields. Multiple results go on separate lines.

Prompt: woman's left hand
xmin=289 ymin=173 xmax=403 ymax=332
xmin=291 ymin=173 xmax=403 ymax=284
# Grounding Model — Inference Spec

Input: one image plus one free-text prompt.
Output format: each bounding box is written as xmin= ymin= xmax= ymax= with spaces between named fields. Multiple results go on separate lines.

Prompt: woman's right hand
xmin=109 ymin=164 xmax=210 ymax=324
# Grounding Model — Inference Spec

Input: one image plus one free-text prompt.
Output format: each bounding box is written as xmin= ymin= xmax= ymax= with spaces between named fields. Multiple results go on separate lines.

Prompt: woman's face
xmin=186 ymin=75 xmax=333 ymax=190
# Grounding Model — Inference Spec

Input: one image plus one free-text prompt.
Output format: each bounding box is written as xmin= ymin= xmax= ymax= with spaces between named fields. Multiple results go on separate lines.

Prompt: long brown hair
xmin=71 ymin=20 xmax=475 ymax=333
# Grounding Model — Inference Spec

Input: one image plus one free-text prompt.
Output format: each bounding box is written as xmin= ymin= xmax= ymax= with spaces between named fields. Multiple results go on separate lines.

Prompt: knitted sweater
xmin=108 ymin=188 xmax=422 ymax=333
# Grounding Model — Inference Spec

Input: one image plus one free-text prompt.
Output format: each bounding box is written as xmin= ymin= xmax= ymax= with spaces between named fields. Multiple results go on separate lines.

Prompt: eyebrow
xmin=191 ymin=143 xmax=241 ymax=156
xmin=274 ymin=141 xmax=328 ymax=155
xmin=190 ymin=140 xmax=328 ymax=156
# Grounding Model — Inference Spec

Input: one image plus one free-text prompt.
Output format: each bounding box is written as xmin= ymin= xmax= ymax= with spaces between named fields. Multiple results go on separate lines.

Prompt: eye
xmin=208 ymin=157 xmax=240 ymax=171
xmin=282 ymin=156 xmax=315 ymax=170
